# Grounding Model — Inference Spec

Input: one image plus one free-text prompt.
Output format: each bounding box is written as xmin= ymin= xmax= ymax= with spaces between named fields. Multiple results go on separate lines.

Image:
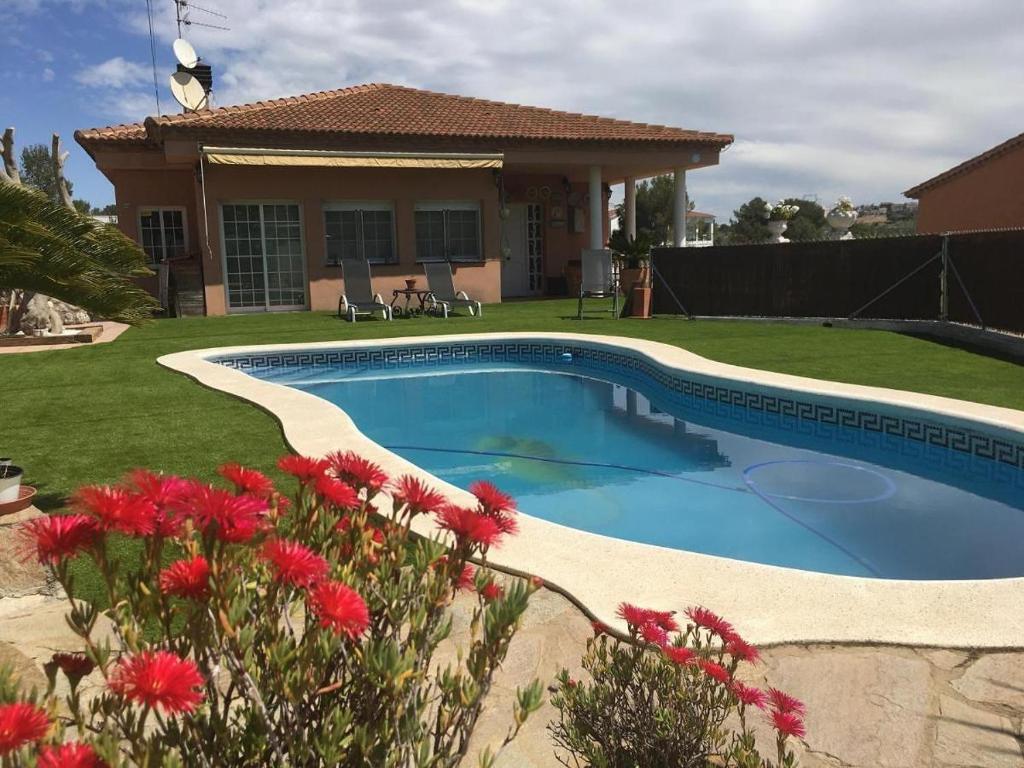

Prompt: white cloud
xmin=87 ymin=0 xmax=1024 ymax=216
xmin=41 ymin=67 xmax=54 ymax=82
xmin=75 ymin=56 xmax=151 ymax=89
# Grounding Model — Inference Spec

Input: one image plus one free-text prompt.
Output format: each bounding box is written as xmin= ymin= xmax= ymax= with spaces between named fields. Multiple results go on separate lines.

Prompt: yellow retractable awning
xmin=202 ymin=147 xmax=503 ymax=170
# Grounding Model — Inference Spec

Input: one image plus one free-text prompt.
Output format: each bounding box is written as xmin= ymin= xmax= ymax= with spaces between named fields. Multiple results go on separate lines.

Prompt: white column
xmin=673 ymin=167 xmax=687 ymax=247
xmin=589 ymin=165 xmax=604 ymax=249
xmin=624 ymin=175 xmax=637 ymax=241
xmin=709 ymin=219 xmax=715 ymax=245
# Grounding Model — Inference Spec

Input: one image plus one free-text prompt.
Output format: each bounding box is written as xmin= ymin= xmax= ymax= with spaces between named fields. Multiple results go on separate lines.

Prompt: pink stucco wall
xmin=108 ymin=163 xmax=502 ymax=315
xmin=914 ymin=142 xmax=1024 ymax=233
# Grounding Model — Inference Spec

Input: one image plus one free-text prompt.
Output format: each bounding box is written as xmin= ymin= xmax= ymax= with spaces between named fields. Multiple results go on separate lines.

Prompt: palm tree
xmin=0 ymin=182 xmax=159 ymax=329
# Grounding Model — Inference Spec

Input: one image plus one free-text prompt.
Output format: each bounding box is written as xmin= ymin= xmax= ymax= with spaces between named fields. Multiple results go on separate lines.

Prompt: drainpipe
xmin=624 ymin=176 xmax=637 ymax=241
xmin=589 ymin=165 xmax=604 ymax=249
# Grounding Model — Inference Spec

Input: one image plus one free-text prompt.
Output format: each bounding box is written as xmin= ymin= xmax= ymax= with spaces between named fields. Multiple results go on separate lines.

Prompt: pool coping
xmin=158 ymin=332 xmax=1024 ymax=648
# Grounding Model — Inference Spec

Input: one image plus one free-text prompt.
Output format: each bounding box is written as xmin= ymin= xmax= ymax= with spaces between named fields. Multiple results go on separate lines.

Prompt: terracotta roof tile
xmin=76 ymin=83 xmax=732 ymax=148
xmin=905 ymin=130 xmax=1024 ymax=198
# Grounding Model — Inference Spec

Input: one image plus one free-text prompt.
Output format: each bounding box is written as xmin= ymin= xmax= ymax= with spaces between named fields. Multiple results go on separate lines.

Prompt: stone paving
xmin=2 ymin=510 xmax=1021 ymax=767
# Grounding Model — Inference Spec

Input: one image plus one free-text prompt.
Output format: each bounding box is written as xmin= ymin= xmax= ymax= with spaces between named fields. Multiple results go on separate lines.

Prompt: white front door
xmin=501 ymin=203 xmax=543 ymax=298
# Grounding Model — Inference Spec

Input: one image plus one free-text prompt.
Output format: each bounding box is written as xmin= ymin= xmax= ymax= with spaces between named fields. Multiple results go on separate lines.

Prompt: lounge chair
xmin=577 ymin=248 xmax=619 ymax=319
xmin=337 ymin=258 xmax=393 ymax=322
xmin=422 ymin=261 xmax=483 ymax=318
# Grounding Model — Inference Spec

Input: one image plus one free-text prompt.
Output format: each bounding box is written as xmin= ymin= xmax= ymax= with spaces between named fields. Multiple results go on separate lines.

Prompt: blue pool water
xmin=241 ymin=347 xmax=1024 ymax=580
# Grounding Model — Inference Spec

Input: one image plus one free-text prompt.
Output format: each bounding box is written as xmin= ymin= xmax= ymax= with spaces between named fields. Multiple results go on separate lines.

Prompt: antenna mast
xmin=174 ymin=0 xmax=230 ymax=36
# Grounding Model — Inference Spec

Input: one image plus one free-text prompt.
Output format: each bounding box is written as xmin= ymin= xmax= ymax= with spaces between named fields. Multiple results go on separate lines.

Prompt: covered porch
xmin=498 ymin=147 xmax=721 ymax=298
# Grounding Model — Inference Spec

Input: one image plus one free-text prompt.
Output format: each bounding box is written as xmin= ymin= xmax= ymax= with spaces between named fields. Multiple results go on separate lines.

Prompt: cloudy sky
xmin=6 ymin=0 xmax=1024 ymax=217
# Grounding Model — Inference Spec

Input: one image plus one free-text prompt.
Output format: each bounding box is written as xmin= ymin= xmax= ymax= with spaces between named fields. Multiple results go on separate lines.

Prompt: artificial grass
xmin=4 ymin=299 xmax=1022 ymax=602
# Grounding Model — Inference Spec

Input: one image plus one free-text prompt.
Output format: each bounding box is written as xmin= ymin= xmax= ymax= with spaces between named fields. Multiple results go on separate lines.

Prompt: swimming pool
xmin=220 ymin=337 xmax=1024 ymax=581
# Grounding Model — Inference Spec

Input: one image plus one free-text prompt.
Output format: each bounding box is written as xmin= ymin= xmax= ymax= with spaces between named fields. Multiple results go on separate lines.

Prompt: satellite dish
xmin=169 ymin=71 xmax=208 ymax=111
xmin=173 ymin=38 xmax=199 ymax=68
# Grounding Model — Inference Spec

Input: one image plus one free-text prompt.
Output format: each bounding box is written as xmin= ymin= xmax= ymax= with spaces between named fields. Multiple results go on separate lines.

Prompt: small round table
xmin=391 ymin=288 xmax=433 ymax=316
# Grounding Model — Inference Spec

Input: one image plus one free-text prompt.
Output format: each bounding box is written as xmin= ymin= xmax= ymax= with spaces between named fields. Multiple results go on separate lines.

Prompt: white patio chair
xmin=422 ymin=261 xmax=482 ymax=318
xmin=577 ymin=248 xmax=619 ymax=319
xmin=337 ymin=258 xmax=393 ymax=322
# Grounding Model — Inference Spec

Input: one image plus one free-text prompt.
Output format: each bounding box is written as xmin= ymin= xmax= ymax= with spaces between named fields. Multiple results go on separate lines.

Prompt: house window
xmin=323 ymin=203 xmax=396 ymax=265
xmin=138 ymin=208 xmax=186 ymax=264
xmin=414 ymin=202 xmax=482 ymax=262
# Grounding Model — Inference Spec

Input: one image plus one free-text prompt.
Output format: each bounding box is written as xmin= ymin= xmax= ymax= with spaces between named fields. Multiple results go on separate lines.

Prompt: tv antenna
xmin=165 ymin=0 xmax=226 ymax=113
xmin=174 ymin=0 xmax=230 ymax=36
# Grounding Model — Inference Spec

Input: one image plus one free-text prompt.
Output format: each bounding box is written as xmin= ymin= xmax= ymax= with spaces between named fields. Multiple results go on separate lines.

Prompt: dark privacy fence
xmin=651 ymin=229 xmax=1024 ymax=333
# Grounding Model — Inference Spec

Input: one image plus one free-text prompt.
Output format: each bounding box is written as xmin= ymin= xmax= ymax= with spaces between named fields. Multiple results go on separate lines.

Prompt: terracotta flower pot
xmin=405 ymin=278 xmax=417 ymax=290
xmin=619 ymin=266 xmax=649 ymax=296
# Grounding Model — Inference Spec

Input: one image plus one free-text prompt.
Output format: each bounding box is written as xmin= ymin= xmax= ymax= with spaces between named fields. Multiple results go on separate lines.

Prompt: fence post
xmin=939 ymin=235 xmax=949 ymax=321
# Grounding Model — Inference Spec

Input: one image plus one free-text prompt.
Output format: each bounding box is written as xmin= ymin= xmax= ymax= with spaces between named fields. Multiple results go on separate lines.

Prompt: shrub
xmin=550 ymin=604 xmax=804 ymax=768
xmin=6 ymin=455 xmax=543 ymax=766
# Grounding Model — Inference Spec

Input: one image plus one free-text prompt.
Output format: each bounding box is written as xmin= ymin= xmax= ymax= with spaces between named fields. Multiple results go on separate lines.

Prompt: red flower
xmin=697 ymin=658 xmax=731 ymax=684
xmin=614 ymin=604 xmax=678 ymax=634
xmin=647 ymin=609 xmax=679 ymax=633
xmin=315 ymin=475 xmax=359 ymax=509
xmin=731 ymin=682 xmax=768 ymax=710
xmin=21 ymin=514 xmax=99 ymax=564
xmin=37 ymin=742 xmax=107 ymax=768
xmin=529 ymin=575 xmax=544 ymax=589
xmin=218 ymin=463 xmax=275 ymax=498
xmin=277 ymin=455 xmax=328 ymax=484
xmin=128 ymin=470 xmax=192 ymax=537
xmin=182 ymin=484 xmax=268 ymax=543
xmin=726 ymin=636 xmax=761 ymax=664
xmin=456 ymin=564 xmax=476 ymax=591
xmin=262 ymin=539 xmax=328 ymax=588
xmin=73 ymin=486 xmax=156 ymax=536
xmin=326 ymin=451 xmax=388 ymax=493
xmin=770 ymin=709 xmax=806 ymax=740
xmin=479 ymin=580 xmax=504 ymax=602
xmin=591 ymin=621 xmax=609 ymax=636
xmin=767 ymin=687 xmax=806 ymax=715
xmin=469 ymin=480 xmax=515 ymax=514
xmin=159 ymin=556 xmax=211 ymax=600
xmin=663 ymin=645 xmax=696 ymax=665
xmin=616 ymin=602 xmax=647 ymax=627
xmin=0 ymin=702 xmax=50 ymax=754
xmin=307 ymin=581 xmax=370 ymax=639
xmin=392 ymin=475 xmax=446 ymax=515
xmin=436 ymin=505 xmax=503 ymax=548
xmin=50 ymin=652 xmax=95 ymax=678
xmin=685 ymin=606 xmax=736 ymax=640
xmin=109 ymin=651 xmax=204 ymax=715
xmin=128 ymin=469 xmax=189 ymax=507
xmin=640 ymin=622 xmax=669 ymax=647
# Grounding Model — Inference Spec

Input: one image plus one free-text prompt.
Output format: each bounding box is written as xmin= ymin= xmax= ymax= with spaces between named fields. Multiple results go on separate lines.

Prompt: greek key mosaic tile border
xmin=214 ymin=341 xmax=1024 ymax=471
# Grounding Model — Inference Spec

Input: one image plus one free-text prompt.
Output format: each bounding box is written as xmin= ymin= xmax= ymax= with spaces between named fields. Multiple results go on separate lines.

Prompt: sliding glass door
xmin=222 ymin=203 xmax=307 ymax=312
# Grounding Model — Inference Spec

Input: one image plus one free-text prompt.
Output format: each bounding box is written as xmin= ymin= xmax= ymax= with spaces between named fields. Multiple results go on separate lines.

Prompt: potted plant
xmin=0 ymin=463 xmax=23 ymax=503
xmin=763 ymin=201 xmax=800 ymax=243
xmin=827 ymin=196 xmax=858 ymax=240
xmin=608 ymin=230 xmax=653 ymax=295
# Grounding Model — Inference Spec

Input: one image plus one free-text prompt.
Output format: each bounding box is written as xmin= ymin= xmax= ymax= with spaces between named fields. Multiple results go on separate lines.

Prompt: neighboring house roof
xmin=687 ymin=210 xmax=715 ymax=219
xmin=904 ymin=130 xmax=1024 ymax=198
xmin=76 ymin=83 xmax=733 ymax=152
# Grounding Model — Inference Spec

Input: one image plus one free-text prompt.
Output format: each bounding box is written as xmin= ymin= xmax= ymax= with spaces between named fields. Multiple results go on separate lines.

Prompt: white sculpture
xmin=827 ymin=197 xmax=858 ymax=240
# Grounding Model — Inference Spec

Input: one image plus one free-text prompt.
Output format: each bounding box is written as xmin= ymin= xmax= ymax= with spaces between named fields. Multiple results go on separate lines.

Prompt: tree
xmin=95 ymin=203 xmax=117 ymax=216
xmin=779 ymin=198 xmax=827 ymax=242
xmin=614 ymin=174 xmax=693 ymax=246
xmin=19 ymin=143 xmax=73 ymax=202
xmin=717 ymin=197 xmax=772 ymax=245
xmin=72 ymin=199 xmax=91 ymax=215
xmin=0 ymin=182 xmax=158 ymax=324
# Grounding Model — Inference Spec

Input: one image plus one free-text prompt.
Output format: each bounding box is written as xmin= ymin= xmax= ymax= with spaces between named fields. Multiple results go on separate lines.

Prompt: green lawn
xmin=4 ymin=299 xmax=1023 ymax=601
xmin=6 ymin=299 xmax=1024 ymax=512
